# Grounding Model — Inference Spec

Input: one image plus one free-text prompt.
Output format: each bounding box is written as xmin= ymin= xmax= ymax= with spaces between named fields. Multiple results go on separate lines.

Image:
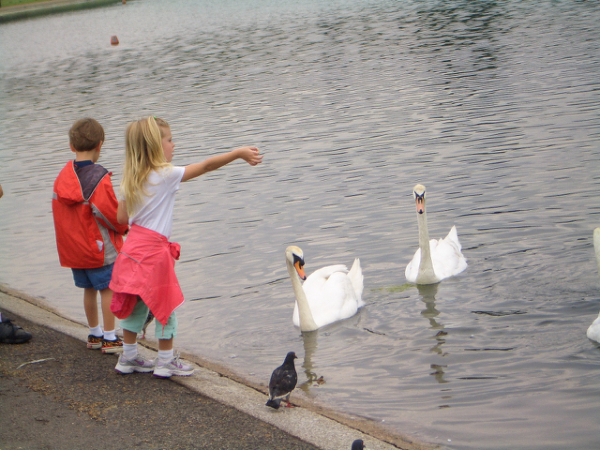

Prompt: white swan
xmin=586 ymin=228 xmax=600 ymax=343
xmin=405 ymin=184 xmax=467 ymax=285
xmin=285 ymin=246 xmax=364 ymax=332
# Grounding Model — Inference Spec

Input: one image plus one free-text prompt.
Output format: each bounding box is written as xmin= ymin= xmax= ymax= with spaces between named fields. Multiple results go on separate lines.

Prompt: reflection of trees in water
xmin=312 ymin=0 xmax=507 ymax=67
xmin=411 ymin=0 xmax=507 ymax=42
xmin=407 ymin=0 xmax=508 ymax=73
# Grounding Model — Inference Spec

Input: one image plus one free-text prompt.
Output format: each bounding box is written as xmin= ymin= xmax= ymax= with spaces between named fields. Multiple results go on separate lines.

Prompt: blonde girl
xmin=110 ymin=116 xmax=262 ymax=377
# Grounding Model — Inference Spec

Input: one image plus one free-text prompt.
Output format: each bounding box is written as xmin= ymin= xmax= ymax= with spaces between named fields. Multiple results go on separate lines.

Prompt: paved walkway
xmin=0 ymin=287 xmax=429 ymax=450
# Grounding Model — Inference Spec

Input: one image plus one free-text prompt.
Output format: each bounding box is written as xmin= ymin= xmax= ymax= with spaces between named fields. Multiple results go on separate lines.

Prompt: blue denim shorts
xmin=72 ymin=263 xmax=114 ymax=291
xmin=120 ymin=297 xmax=178 ymax=339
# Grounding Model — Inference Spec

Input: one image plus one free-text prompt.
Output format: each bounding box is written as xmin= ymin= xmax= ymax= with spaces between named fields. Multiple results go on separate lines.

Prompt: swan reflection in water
xmin=296 ymin=311 xmax=360 ymax=393
xmin=297 ymin=329 xmax=322 ymax=393
xmin=295 ymin=308 xmax=365 ymax=394
xmin=292 ymin=284 xmax=450 ymax=393
xmin=418 ymin=284 xmax=449 ymax=384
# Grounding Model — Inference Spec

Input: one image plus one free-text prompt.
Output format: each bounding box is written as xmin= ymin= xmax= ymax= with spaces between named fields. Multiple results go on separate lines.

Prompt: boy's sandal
xmin=87 ymin=334 xmax=103 ymax=350
xmin=101 ymin=337 xmax=124 ymax=354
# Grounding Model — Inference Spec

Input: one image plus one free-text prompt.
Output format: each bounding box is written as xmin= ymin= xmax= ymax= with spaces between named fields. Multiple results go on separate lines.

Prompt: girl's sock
xmin=123 ymin=343 xmax=138 ymax=360
xmin=158 ymin=349 xmax=174 ymax=364
xmin=103 ymin=329 xmax=116 ymax=341
xmin=89 ymin=325 xmax=103 ymax=337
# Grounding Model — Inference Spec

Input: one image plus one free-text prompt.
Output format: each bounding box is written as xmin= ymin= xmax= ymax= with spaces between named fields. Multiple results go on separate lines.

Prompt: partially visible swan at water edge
xmin=285 ymin=246 xmax=364 ymax=332
xmin=588 ymin=313 xmax=600 ymax=343
xmin=405 ymin=184 xmax=467 ymax=285
xmin=586 ymin=228 xmax=600 ymax=343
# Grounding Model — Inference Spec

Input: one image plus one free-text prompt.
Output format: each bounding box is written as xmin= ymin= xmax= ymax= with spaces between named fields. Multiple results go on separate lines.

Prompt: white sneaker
xmin=115 ymin=354 xmax=155 ymax=374
xmin=153 ymin=353 xmax=194 ymax=378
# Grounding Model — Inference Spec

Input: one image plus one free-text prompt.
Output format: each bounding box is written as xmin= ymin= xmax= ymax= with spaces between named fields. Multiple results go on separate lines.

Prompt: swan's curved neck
xmin=417 ymin=211 xmax=436 ymax=281
xmin=286 ymin=258 xmax=319 ymax=332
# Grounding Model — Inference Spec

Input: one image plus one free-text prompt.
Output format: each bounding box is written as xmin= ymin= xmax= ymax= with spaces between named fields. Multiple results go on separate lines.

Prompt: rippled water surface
xmin=1 ymin=1 xmax=600 ymax=448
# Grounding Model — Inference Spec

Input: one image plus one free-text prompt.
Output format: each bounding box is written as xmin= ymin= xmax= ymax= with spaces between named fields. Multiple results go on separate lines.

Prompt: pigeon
xmin=141 ymin=311 xmax=154 ymax=339
xmin=351 ymin=439 xmax=365 ymax=450
xmin=266 ymin=351 xmax=298 ymax=409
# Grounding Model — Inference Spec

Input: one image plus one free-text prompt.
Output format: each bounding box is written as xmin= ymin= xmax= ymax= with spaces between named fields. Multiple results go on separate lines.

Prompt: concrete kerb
xmin=0 ymin=285 xmax=433 ymax=450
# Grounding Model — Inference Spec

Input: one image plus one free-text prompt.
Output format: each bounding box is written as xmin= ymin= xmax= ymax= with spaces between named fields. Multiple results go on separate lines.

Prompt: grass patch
xmin=0 ymin=0 xmax=121 ymax=23
xmin=1 ymin=0 xmax=52 ymax=7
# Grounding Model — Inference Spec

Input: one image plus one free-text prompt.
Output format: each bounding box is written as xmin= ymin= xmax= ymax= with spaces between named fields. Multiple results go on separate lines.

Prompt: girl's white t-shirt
xmin=129 ymin=165 xmax=185 ymax=238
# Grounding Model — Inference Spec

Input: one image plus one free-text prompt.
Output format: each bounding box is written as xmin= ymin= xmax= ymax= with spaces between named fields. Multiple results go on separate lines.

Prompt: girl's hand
xmin=236 ymin=146 xmax=263 ymax=166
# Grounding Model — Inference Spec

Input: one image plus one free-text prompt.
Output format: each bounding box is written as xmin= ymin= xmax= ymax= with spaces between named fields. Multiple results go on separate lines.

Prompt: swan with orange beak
xmin=405 ymin=184 xmax=467 ymax=285
xmin=285 ymin=246 xmax=364 ymax=332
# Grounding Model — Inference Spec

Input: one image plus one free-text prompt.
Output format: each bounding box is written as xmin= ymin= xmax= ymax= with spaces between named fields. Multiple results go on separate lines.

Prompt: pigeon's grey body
xmin=141 ymin=311 xmax=154 ymax=339
xmin=266 ymin=351 xmax=298 ymax=409
xmin=351 ymin=440 xmax=365 ymax=450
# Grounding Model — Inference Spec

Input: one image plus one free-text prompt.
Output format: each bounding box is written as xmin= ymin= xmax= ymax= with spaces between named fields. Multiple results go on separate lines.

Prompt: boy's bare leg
xmin=99 ymin=288 xmax=116 ymax=331
xmin=83 ymin=287 xmax=99 ymax=328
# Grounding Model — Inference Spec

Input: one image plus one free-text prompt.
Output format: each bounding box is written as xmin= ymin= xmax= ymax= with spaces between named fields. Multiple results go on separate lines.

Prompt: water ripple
xmin=1 ymin=1 xmax=600 ymax=449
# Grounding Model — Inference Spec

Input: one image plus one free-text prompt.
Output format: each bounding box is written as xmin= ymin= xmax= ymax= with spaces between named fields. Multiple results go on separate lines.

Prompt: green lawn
xmin=1 ymin=0 xmax=53 ymax=7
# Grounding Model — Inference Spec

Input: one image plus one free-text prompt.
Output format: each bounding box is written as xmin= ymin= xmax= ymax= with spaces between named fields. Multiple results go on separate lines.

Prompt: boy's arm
xmin=117 ymin=200 xmax=128 ymax=225
xmin=182 ymin=146 xmax=262 ymax=182
xmin=91 ymin=178 xmax=129 ymax=235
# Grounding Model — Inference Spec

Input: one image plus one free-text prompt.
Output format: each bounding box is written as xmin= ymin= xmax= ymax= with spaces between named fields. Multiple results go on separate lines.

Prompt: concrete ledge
xmin=0 ymin=284 xmax=433 ymax=450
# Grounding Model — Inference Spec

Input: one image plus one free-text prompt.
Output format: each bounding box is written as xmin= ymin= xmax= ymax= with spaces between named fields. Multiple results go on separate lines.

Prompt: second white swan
xmin=405 ymin=184 xmax=467 ymax=285
xmin=285 ymin=246 xmax=364 ymax=332
xmin=586 ymin=228 xmax=600 ymax=343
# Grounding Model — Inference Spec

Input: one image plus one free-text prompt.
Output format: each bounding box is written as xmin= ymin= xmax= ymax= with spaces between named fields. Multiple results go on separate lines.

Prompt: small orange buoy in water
xmin=111 ymin=36 xmax=119 ymax=46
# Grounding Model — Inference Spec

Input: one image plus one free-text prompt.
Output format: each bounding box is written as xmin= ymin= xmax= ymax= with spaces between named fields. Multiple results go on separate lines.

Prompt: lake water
xmin=1 ymin=0 xmax=599 ymax=448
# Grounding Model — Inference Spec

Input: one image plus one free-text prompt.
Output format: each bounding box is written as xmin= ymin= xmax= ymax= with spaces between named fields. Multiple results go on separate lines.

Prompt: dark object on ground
xmin=352 ymin=439 xmax=365 ymax=449
xmin=0 ymin=316 xmax=32 ymax=344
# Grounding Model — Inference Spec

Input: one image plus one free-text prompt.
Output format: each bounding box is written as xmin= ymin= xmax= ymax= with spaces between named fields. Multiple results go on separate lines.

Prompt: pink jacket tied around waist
xmin=110 ymin=225 xmax=184 ymax=326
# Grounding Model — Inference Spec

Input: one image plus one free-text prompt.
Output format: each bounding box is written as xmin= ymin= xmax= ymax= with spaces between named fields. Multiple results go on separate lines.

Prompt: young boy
xmin=52 ymin=118 xmax=129 ymax=353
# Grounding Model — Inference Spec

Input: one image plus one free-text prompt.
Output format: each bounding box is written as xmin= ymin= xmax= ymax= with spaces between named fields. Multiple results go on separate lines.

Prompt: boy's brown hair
xmin=69 ymin=118 xmax=105 ymax=152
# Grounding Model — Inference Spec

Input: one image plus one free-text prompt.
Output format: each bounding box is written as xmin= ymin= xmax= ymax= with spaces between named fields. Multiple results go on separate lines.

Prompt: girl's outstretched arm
xmin=182 ymin=146 xmax=262 ymax=182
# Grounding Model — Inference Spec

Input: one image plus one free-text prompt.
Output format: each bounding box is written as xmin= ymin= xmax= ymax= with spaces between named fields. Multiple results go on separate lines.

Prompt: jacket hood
xmin=54 ymin=163 xmax=84 ymax=205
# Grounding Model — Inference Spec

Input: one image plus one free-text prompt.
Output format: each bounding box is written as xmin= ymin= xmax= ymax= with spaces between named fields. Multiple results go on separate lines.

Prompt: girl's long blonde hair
xmin=121 ymin=116 xmax=171 ymax=216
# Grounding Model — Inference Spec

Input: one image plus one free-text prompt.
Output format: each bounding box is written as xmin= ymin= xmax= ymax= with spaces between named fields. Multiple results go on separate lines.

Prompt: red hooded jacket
xmin=52 ymin=161 xmax=128 ymax=269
